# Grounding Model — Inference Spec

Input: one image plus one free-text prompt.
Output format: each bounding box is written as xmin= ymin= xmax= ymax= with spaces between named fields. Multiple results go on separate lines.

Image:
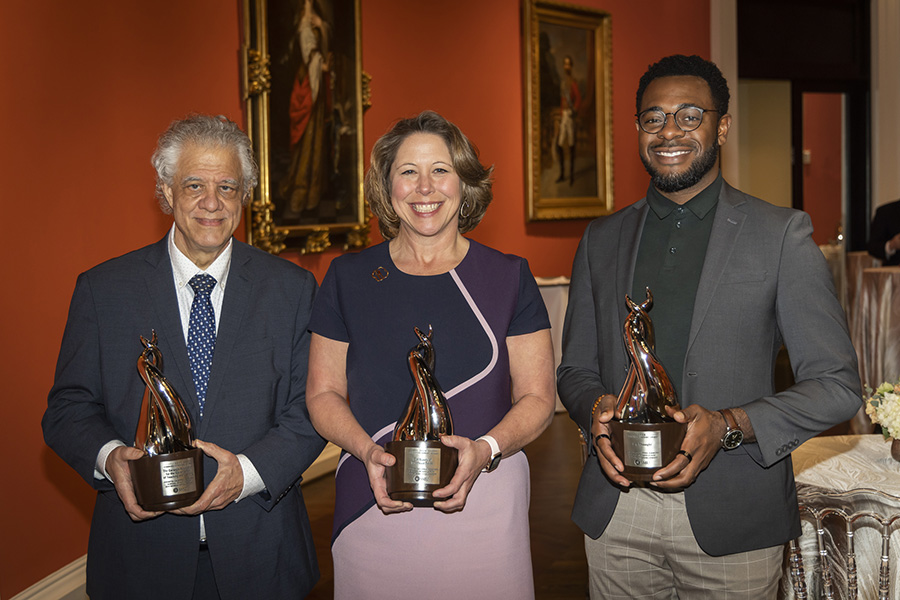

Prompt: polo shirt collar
xmin=646 ymin=172 xmax=723 ymax=220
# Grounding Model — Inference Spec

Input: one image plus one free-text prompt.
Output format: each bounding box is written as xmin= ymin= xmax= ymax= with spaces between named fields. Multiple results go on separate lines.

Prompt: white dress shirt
xmin=95 ymin=228 xmax=264 ymax=532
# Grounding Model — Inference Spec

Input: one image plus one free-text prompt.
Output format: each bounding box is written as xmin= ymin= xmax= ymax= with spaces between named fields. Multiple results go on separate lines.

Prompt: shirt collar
xmin=646 ymin=172 xmax=723 ymax=220
xmin=167 ymin=225 xmax=233 ymax=292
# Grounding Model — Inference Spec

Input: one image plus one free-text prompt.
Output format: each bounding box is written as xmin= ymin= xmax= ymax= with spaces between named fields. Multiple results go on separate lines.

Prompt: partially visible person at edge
xmin=558 ymin=55 xmax=861 ymax=599
xmin=867 ymin=198 xmax=900 ymax=266
xmin=42 ymin=114 xmax=325 ymax=600
xmin=306 ymin=110 xmax=556 ymax=599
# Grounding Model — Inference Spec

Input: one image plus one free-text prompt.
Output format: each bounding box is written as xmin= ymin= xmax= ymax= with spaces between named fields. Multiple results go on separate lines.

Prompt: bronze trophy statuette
xmin=608 ymin=289 xmax=687 ymax=482
xmin=129 ymin=331 xmax=205 ymax=511
xmin=385 ymin=325 xmax=459 ymax=507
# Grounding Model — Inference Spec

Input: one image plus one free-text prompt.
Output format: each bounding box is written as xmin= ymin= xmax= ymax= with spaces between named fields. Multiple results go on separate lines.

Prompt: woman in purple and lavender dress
xmin=306 ymin=111 xmax=556 ymax=599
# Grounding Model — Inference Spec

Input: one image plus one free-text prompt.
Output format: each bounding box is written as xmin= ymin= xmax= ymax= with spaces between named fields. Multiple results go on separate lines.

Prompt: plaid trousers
xmin=585 ymin=486 xmax=784 ymax=599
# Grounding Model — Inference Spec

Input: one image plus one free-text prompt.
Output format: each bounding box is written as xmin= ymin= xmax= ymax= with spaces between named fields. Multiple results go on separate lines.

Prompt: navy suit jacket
xmin=558 ymin=182 xmax=861 ymax=556
xmin=43 ymin=236 xmax=326 ymax=600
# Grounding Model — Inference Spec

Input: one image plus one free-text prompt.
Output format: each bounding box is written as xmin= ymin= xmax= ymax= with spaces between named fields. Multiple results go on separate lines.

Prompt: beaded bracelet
xmin=590 ymin=395 xmax=605 ymax=421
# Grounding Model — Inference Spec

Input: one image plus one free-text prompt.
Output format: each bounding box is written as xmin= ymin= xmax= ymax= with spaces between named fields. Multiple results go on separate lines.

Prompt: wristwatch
xmin=719 ymin=408 xmax=744 ymax=450
xmin=477 ymin=435 xmax=502 ymax=472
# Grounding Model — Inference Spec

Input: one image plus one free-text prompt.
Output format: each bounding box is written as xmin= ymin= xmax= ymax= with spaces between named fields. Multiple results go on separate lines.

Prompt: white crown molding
xmin=10 ymin=555 xmax=86 ymax=600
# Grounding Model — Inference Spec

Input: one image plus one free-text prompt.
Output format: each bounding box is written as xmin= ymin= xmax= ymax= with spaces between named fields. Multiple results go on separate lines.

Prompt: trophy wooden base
xmin=130 ymin=447 xmax=204 ymax=511
xmin=608 ymin=420 xmax=687 ymax=482
xmin=384 ymin=440 xmax=458 ymax=507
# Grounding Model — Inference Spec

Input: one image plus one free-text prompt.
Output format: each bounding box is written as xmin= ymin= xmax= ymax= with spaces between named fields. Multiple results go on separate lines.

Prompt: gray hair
xmin=151 ymin=114 xmax=259 ymax=213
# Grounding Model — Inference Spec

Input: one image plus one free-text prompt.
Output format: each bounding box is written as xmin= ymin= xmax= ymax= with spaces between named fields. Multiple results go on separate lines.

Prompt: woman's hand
xmin=309 ymin=334 xmax=414 ymax=513
xmin=430 ymin=435 xmax=492 ymax=513
xmin=362 ymin=443 xmax=413 ymax=514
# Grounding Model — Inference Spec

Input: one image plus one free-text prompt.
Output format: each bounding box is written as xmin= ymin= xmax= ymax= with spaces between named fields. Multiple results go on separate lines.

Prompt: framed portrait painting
xmin=523 ymin=0 xmax=613 ymax=221
xmin=242 ymin=0 xmax=369 ymax=254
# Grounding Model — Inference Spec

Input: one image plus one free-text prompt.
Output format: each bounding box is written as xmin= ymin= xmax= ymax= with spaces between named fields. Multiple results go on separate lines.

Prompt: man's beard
xmin=641 ymin=138 xmax=719 ymax=194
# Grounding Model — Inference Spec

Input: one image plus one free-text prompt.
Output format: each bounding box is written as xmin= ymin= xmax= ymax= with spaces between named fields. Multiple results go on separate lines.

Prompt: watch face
xmin=486 ymin=454 xmax=502 ymax=472
xmin=723 ymin=429 xmax=744 ymax=450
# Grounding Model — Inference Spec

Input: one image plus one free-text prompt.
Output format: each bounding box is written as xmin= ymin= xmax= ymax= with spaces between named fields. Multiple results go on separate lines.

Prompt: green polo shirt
xmin=631 ymin=173 xmax=723 ymax=403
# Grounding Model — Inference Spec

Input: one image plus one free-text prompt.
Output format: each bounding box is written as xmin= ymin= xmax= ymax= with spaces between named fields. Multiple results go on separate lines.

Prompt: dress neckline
xmin=384 ymin=239 xmax=474 ymax=278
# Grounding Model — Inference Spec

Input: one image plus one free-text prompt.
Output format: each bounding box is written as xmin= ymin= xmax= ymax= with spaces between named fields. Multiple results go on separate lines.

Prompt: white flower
xmin=866 ymin=380 xmax=900 ymax=440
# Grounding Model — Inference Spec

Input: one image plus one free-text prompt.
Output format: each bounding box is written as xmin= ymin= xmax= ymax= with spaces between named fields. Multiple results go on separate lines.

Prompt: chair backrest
xmin=786 ymin=486 xmax=900 ymax=599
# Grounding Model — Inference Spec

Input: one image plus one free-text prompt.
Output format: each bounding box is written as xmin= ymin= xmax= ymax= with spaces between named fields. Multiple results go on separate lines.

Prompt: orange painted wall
xmin=0 ymin=0 xmax=709 ymax=596
xmin=802 ymin=93 xmax=844 ymax=246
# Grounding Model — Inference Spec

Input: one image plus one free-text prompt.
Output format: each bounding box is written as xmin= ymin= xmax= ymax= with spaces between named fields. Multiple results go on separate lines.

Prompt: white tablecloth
xmin=857 ymin=267 xmax=900 ymax=391
xmin=820 ymin=243 xmax=846 ymax=310
xmin=793 ymin=434 xmax=900 ymax=493
xmin=536 ymin=277 xmax=569 ymax=412
xmin=847 ymin=251 xmax=880 ymax=343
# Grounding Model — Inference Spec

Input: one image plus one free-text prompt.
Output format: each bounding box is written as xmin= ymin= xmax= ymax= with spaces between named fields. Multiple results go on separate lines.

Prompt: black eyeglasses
xmin=635 ymin=106 xmax=719 ymax=134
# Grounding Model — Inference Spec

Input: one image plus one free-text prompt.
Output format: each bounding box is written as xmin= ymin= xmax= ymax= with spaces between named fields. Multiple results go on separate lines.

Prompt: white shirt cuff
xmin=95 ymin=440 xmax=127 ymax=480
xmin=99 ymin=444 xmax=264 ymax=503
xmin=236 ymin=454 xmax=265 ymax=502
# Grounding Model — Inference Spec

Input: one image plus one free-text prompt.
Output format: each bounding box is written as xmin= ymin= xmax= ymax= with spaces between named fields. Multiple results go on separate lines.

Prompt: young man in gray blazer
xmin=43 ymin=115 xmax=325 ymax=600
xmin=558 ymin=55 xmax=861 ymax=598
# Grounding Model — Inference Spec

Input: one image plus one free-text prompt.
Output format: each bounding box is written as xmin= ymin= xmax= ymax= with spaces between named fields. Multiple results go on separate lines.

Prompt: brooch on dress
xmin=371 ymin=266 xmax=389 ymax=282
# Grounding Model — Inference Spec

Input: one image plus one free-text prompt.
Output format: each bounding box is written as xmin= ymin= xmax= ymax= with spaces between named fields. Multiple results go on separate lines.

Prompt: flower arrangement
xmin=864 ymin=381 xmax=900 ymax=440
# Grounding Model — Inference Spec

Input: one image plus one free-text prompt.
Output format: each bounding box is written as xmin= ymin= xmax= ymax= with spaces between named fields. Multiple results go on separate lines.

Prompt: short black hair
xmin=635 ymin=54 xmax=730 ymax=116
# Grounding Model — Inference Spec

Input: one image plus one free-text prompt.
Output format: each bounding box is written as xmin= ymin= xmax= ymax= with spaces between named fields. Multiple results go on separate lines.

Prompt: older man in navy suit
xmin=43 ymin=115 xmax=325 ymax=600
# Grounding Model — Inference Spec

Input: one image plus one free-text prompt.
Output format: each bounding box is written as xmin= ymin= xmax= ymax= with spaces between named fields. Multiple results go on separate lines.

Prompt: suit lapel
xmin=143 ymin=236 xmax=200 ymax=419
xmin=687 ymin=184 xmax=747 ymax=352
xmin=200 ymin=241 xmax=254 ymax=430
xmin=617 ymin=200 xmax=649 ymax=323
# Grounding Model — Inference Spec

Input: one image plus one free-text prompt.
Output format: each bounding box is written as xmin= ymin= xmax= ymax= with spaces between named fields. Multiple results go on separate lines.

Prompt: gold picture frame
xmin=241 ymin=0 xmax=370 ymax=254
xmin=523 ymin=0 xmax=613 ymax=221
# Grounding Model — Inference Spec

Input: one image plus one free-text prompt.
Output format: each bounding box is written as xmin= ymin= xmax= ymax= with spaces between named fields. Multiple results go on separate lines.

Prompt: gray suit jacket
xmin=43 ymin=236 xmax=326 ymax=600
xmin=558 ymin=182 xmax=861 ymax=556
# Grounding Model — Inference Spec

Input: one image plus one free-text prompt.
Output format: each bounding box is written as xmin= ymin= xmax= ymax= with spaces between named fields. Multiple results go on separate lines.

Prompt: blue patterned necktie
xmin=188 ymin=274 xmax=217 ymax=418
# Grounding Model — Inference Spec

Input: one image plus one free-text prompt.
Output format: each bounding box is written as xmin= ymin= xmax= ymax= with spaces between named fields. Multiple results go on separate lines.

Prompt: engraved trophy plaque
xmin=129 ymin=331 xmax=205 ymax=510
xmin=608 ymin=289 xmax=687 ymax=482
xmin=385 ymin=326 xmax=459 ymax=507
